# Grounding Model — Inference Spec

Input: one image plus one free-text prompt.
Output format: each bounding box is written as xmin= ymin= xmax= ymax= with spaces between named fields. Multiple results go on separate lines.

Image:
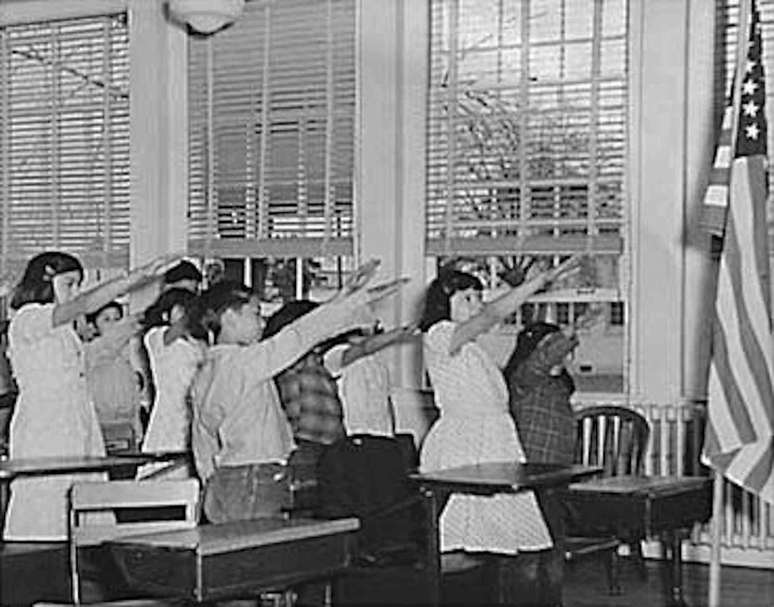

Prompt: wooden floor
xmin=563 ymin=557 xmax=774 ymax=607
xmin=2 ymin=546 xmax=773 ymax=606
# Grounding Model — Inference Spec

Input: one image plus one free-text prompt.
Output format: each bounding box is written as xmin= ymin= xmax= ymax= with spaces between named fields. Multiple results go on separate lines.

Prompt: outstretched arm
xmin=338 ymin=324 xmax=419 ymax=368
xmin=448 ymin=256 xmax=581 ymax=355
xmin=52 ymin=253 xmax=181 ymax=327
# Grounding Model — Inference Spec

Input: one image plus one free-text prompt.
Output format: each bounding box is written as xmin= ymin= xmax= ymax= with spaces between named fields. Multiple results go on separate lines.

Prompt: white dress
xmin=421 ymin=321 xmax=552 ymax=555
xmin=139 ymin=327 xmax=203 ymax=478
xmin=4 ymin=304 xmax=106 ymax=541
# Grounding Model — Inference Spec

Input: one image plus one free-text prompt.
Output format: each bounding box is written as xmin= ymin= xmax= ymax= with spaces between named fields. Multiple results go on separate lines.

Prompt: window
xmin=0 ymin=13 xmax=130 ymax=280
xmin=427 ymin=0 xmax=628 ymax=393
xmin=187 ymin=0 xmax=357 ymax=299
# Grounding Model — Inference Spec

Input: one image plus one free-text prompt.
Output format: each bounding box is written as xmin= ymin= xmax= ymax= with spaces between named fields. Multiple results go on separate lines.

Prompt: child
xmin=189 ymin=261 xmax=405 ymax=524
xmin=417 ymin=257 xmax=578 ymax=605
xmin=323 ymin=322 xmax=418 ymax=437
xmin=84 ymin=300 xmax=146 ymax=450
xmin=504 ymin=321 xmax=579 ymax=465
xmin=3 ymin=250 xmax=178 ymax=540
xmin=503 ymin=321 xmax=580 ymax=606
xmin=137 ymin=287 xmax=206 ymax=479
xmin=262 ymin=300 xmax=346 ymax=481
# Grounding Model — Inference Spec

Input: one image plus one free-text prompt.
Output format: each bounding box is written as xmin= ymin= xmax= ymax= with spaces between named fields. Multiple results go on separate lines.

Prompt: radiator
xmin=576 ymin=401 xmax=774 ymax=569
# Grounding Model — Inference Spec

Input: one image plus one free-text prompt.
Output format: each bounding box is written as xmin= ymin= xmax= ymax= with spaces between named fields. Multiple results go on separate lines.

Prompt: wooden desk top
xmin=410 ymin=461 xmax=600 ymax=492
xmin=0 ymin=452 xmax=188 ymax=480
xmin=109 ymin=517 xmax=360 ymax=556
xmin=569 ymin=475 xmax=711 ymax=497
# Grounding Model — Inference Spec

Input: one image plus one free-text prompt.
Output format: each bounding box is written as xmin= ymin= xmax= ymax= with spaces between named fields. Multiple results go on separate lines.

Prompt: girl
xmin=137 ymin=287 xmax=206 ymax=478
xmin=417 ymin=256 xmax=579 ymax=604
xmin=3 ymin=251 xmax=178 ymax=541
xmin=84 ymin=300 xmax=146 ymax=450
xmin=190 ymin=260 xmax=406 ymax=524
xmin=504 ymin=321 xmax=579 ymax=465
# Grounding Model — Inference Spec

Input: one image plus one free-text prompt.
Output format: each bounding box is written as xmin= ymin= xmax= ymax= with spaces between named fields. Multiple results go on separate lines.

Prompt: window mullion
xmin=51 ymin=24 xmax=61 ymax=248
xmin=1 ymin=29 xmax=8 ymax=278
xmin=204 ymin=36 xmax=215 ymax=259
xmin=322 ymin=0 xmax=334 ymax=252
xmin=257 ymin=4 xmax=271 ymax=241
xmin=517 ymin=0 xmax=530 ymax=244
xmin=587 ymin=0 xmax=603 ymax=253
xmin=443 ymin=0 xmax=459 ymax=256
xmin=101 ymin=17 xmax=112 ymax=262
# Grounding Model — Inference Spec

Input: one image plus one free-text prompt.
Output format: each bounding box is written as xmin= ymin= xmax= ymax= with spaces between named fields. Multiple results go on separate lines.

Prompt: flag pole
xmin=707 ymin=470 xmax=724 ymax=607
xmin=707 ymin=1 xmax=751 ymax=605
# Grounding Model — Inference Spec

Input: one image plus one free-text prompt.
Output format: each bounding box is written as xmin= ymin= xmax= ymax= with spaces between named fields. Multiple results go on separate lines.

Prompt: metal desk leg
xmin=668 ymin=530 xmax=688 ymax=607
xmin=422 ymin=487 xmax=441 ymax=607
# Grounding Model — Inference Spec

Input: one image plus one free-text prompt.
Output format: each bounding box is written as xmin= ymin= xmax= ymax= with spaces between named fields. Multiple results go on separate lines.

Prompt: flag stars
xmin=745 ymin=122 xmax=761 ymax=140
xmin=743 ymin=99 xmax=760 ymax=117
xmin=743 ymin=78 xmax=759 ymax=96
xmin=746 ymin=59 xmax=757 ymax=73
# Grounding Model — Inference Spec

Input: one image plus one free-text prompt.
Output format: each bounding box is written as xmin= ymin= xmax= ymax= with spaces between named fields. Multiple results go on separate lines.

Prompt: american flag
xmin=702 ymin=0 xmax=774 ymax=504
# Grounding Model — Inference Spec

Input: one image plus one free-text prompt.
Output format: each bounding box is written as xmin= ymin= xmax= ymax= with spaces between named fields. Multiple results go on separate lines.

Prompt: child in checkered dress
xmin=504 ymin=321 xmax=579 ymax=465
xmin=503 ymin=320 xmax=580 ymax=607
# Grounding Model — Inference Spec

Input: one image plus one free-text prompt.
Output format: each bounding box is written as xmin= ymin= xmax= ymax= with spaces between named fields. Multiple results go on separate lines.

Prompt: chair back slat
xmin=573 ymin=405 xmax=650 ymax=477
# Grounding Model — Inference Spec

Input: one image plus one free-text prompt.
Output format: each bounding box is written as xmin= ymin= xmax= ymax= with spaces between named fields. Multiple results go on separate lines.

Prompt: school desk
xmin=410 ymin=461 xmax=601 ymax=607
xmin=0 ymin=451 xmax=189 ymax=519
xmin=107 ymin=517 xmax=360 ymax=603
xmin=565 ymin=475 xmax=712 ymax=607
xmin=0 ymin=451 xmax=189 ymax=605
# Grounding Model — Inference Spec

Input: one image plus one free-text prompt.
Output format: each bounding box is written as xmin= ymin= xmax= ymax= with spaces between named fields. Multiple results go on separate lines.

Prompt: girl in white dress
xmin=418 ymin=256 xmax=579 ymax=604
xmin=3 ymin=251 xmax=179 ymax=540
xmin=138 ymin=287 xmax=205 ymax=478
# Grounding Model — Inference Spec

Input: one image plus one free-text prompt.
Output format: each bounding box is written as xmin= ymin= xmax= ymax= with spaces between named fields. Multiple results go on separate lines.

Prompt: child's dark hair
xmin=419 ymin=270 xmax=482 ymax=332
xmin=85 ymin=300 xmax=124 ymax=327
xmin=143 ymin=287 xmax=206 ymax=340
xmin=197 ymin=281 xmax=255 ymax=340
xmin=164 ymin=259 xmax=202 ymax=285
xmin=11 ymin=251 xmax=84 ymax=310
xmin=504 ymin=321 xmax=562 ymax=376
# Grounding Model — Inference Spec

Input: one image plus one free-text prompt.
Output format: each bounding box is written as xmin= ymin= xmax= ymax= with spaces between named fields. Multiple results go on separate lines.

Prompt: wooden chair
xmin=566 ymin=405 xmax=651 ymax=594
xmin=68 ymin=479 xmax=200 ymax=605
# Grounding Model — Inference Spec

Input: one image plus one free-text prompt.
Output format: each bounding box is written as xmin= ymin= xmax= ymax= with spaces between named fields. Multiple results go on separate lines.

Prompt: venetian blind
xmin=187 ymin=0 xmax=356 ymax=259
xmin=426 ymin=0 xmax=628 ymax=256
xmin=0 ymin=13 xmax=130 ymax=281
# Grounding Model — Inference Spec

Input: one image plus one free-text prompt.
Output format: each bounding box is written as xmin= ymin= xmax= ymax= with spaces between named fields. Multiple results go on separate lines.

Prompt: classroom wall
xmin=128 ymin=0 xmax=719 ymax=439
xmin=7 ymin=0 xmax=717 ymax=442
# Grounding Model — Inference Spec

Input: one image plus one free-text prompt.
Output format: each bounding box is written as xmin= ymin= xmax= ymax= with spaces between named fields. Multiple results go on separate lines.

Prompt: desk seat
xmin=108 ymin=517 xmax=360 ymax=603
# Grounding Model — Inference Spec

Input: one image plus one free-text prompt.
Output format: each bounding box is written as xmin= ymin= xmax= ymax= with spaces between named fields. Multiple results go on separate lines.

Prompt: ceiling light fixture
xmin=168 ymin=0 xmax=246 ymax=35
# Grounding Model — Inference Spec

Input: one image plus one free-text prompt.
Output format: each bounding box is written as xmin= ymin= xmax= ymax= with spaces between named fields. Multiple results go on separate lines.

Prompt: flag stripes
xmin=703 ymin=0 xmax=774 ymax=504
xmin=700 ymin=105 xmax=735 ymax=237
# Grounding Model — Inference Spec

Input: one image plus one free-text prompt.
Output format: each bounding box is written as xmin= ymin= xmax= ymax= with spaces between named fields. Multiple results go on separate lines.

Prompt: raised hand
xmin=128 ymin=253 xmax=185 ymax=288
xmin=544 ymin=255 xmax=583 ymax=286
xmin=342 ymin=259 xmax=381 ymax=295
xmin=362 ymin=276 xmax=410 ymax=307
